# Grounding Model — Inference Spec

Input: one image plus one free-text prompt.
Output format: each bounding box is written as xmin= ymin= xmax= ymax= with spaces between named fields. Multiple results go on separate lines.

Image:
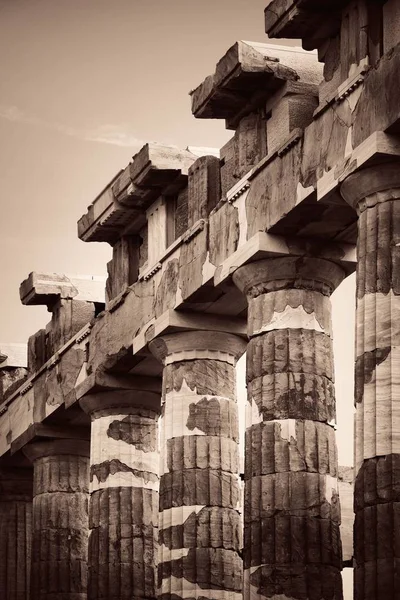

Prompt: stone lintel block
xmin=191 ymin=41 xmax=296 ymax=125
xmin=78 ymin=142 xmax=198 ymax=244
xmin=191 ymin=41 xmax=322 ymax=128
xmin=132 ymin=308 xmax=247 ymax=357
xmin=221 ymin=130 xmax=399 ymax=244
xmin=264 ymin=0 xmax=350 ymax=49
xmin=20 ymin=272 xmax=105 ymax=308
xmin=0 ymin=343 xmax=27 ymax=368
xmin=214 ymin=231 xmax=356 ymax=287
xmin=11 ymin=423 xmax=90 ymax=456
xmin=75 ymin=370 xmax=161 ymax=400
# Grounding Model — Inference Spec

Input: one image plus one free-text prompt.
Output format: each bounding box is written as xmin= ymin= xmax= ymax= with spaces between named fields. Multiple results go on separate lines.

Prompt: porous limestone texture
xmin=24 ymin=439 xmax=90 ymax=600
xmin=233 ymin=257 xmax=345 ymax=600
xmin=341 ymin=163 xmax=400 ymax=598
xmin=0 ymin=466 xmax=32 ymax=600
xmin=149 ymin=331 xmax=246 ymax=600
xmin=80 ymin=389 xmax=160 ymax=600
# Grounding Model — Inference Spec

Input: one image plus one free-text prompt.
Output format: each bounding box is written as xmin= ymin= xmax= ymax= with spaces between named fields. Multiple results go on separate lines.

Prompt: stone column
xmin=24 ymin=439 xmax=90 ymax=600
xmin=341 ymin=163 xmax=400 ymax=599
xmin=233 ymin=257 xmax=345 ymax=600
xmin=80 ymin=387 xmax=160 ymax=600
xmin=149 ymin=330 xmax=246 ymax=600
xmin=0 ymin=465 xmax=32 ymax=600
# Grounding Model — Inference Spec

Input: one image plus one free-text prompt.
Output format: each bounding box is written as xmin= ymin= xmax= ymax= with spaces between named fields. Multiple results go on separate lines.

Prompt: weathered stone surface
xmin=78 ymin=143 xmax=197 ymax=244
xmin=106 ymin=236 xmax=141 ymax=303
xmin=233 ymin=257 xmax=344 ymax=600
xmin=191 ymin=40 xmax=321 ymax=129
xmin=266 ymin=92 xmax=318 ymax=155
xmin=341 ymin=164 xmax=400 ymax=597
xmin=87 ymin=277 xmax=155 ymax=374
xmin=150 ymin=331 xmax=246 ymax=599
xmin=0 ymin=345 xmax=28 ymax=402
xmin=383 ymin=0 xmax=400 ymax=54
xmin=80 ymin=388 xmax=160 ymax=600
xmin=178 ymin=224 xmax=208 ymax=301
xmin=49 ymin=298 xmax=96 ymax=353
xmin=353 ymin=43 xmax=400 ymax=148
xmin=27 ymin=329 xmax=47 ymax=374
xmin=20 ymin=273 xmax=105 ymax=307
xmin=6 ymin=1 xmax=400 ymax=595
xmin=220 ymin=137 xmax=237 ymax=199
xmin=23 ymin=439 xmax=90 ymax=600
xmin=173 ymin=187 xmax=189 ymax=241
xmin=209 ymin=201 xmax=239 ymax=266
xmin=21 ymin=274 xmax=104 ymax=373
xmin=155 ymin=260 xmax=179 ymax=318
xmin=265 ymin=0 xmax=352 ymax=52
xmin=187 ymin=155 xmax=220 ymax=226
xmin=0 ymin=465 xmax=33 ymax=600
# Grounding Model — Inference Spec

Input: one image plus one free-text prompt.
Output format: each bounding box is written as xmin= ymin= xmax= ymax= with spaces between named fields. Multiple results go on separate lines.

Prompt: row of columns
xmin=1 ymin=260 xmax=344 ymax=600
xmin=1 ymin=163 xmax=397 ymax=599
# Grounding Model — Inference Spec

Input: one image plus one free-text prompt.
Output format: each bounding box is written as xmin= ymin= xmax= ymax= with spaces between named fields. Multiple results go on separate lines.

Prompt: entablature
xmin=265 ymin=0 xmax=352 ymax=50
xmin=191 ymin=40 xmax=322 ymax=130
xmin=78 ymin=143 xmax=198 ymax=244
xmin=19 ymin=272 xmax=105 ymax=373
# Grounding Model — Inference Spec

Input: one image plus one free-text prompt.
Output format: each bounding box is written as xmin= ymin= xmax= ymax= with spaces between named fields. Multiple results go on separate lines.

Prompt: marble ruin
xmin=1 ymin=1 xmax=400 ymax=598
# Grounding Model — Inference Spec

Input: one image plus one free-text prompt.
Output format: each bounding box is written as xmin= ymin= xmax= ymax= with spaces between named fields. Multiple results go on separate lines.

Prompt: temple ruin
xmin=1 ymin=1 xmax=400 ymax=598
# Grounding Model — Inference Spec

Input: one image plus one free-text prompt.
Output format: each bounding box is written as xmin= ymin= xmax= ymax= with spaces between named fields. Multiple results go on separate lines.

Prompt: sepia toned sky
xmin=0 ymin=3 xmax=355 ymax=590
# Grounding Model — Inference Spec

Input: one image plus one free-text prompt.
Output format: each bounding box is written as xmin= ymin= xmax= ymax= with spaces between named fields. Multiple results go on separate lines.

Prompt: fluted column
xmin=341 ymin=163 xmax=400 ymax=599
xmin=233 ymin=257 xmax=345 ymax=600
xmin=149 ymin=331 xmax=246 ymax=600
xmin=80 ymin=387 xmax=160 ymax=600
xmin=0 ymin=465 xmax=32 ymax=600
xmin=24 ymin=439 xmax=90 ymax=600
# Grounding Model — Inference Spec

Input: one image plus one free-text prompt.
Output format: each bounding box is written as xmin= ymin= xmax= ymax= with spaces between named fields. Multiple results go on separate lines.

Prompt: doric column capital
xmin=341 ymin=162 xmax=400 ymax=211
xmin=148 ymin=330 xmax=247 ymax=366
xmin=233 ymin=256 xmax=345 ymax=298
xmin=23 ymin=438 xmax=90 ymax=462
xmin=80 ymin=387 xmax=160 ymax=418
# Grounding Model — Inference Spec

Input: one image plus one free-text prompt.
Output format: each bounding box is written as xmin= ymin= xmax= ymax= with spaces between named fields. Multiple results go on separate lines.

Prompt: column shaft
xmin=149 ymin=331 xmax=246 ymax=600
xmin=341 ymin=164 xmax=400 ymax=599
xmin=0 ymin=466 xmax=32 ymax=600
xmin=81 ymin=389 xmax=160 ymax=600
xmin=24 ymin=439 xmax=90 ymax=600
xmin=233 ymin=257 xmax=345 ymax=600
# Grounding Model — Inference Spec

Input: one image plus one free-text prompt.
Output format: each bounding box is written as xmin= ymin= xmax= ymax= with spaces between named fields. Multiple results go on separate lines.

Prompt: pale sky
xmin=0 ymin=2 xmax=355 ymax=593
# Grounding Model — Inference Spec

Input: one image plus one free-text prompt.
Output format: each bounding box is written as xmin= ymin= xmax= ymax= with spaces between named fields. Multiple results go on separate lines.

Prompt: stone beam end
xmin=78 ymin=142 xmax=198 ymax=243
xmin=191 ymin=40 xmax=299 ymax=122
xmin=0 ymin=343 xmax=27 ymax=369
xmin=264 ymin=0 xmax=350 ymax=48
xmin=20 ymin=272 xmax=105 ymax=307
